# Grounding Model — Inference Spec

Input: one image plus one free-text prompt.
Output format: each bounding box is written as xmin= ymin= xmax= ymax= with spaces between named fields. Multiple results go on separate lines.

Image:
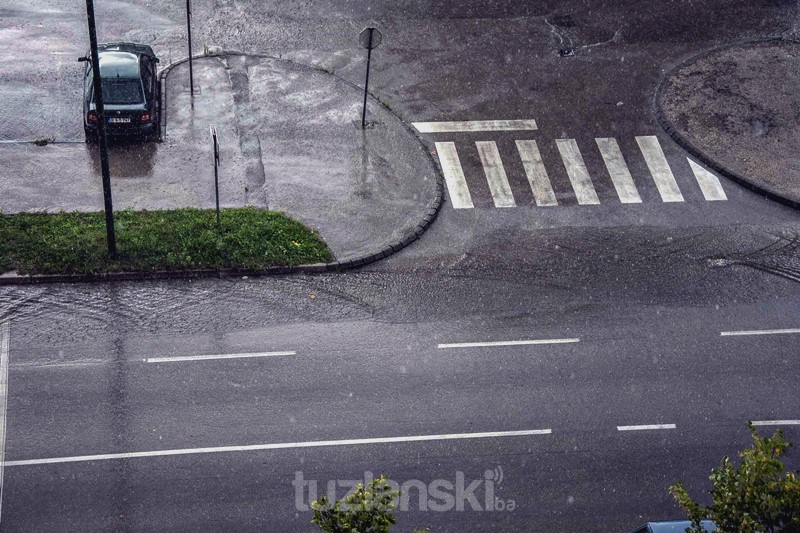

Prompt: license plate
xmin=108 ymin=117 xmax=131 ymax=124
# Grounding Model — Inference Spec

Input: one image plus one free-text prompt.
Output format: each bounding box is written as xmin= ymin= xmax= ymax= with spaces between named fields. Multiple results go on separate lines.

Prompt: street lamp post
xmin=84 ymin=0 xmax=116 ymax=257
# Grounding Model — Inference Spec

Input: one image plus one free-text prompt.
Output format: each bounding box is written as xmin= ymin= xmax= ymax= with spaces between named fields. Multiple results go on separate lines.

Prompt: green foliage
xmin=0 ymin=207 xmax=332 ymax=275
xmin=670 ymin=423 xmax=800 ymax=533
xmin=311 ymin=476 xmax=399 ymax=533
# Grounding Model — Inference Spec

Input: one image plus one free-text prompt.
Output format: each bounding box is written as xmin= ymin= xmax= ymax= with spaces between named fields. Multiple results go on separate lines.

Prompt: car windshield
xmin=96 ymin=78 xmax=143 ymax=105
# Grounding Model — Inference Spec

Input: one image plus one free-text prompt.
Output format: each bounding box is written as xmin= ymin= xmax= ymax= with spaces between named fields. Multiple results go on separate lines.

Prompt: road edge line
xmin=0 ymin=319 xmax=10 ymax=523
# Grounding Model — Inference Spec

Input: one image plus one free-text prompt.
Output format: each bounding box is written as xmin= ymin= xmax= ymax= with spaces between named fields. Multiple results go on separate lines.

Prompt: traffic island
xmin=656 ymin=36 xmax=800 ymax=208
xmin=0 ymin=208 xmax=332 ymax=280
xmin=161 ymin=53 xmax=442 ymax=264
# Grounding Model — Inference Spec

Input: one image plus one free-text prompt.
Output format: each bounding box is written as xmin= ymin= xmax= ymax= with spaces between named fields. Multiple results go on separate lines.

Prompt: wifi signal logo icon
xmin=485 ymin=465 xmax=504 ymax=485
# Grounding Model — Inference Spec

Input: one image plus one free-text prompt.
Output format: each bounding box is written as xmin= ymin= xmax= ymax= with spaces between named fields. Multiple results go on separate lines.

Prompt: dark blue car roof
xmin=96 ymin=42 xmax=157 ymax=60
xmin=648 ymin=520 xmax=716 ymax=533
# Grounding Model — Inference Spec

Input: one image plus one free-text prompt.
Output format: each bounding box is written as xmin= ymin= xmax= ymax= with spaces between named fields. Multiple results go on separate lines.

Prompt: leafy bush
xmin=312 ymin=476 xmax=399 ymax=533
xmin=670 ymin=423 xmax=800 ymax=533
xmin=311 ymin=475 xmax=429 ymax=533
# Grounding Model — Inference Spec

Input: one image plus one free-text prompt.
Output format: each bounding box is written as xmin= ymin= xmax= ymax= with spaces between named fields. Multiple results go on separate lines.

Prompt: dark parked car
xmin=79 ymin=42 xmax=161 ymax=142
xmin=629 ymin=520 xmax=716 ymax=533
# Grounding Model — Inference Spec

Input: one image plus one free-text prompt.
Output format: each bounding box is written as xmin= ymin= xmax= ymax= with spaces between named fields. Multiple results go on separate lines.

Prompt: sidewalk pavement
xmin=657 ymin=37 xmax=800 ymax=207
xmin=0 ymin=53 xmax=440 ymax=265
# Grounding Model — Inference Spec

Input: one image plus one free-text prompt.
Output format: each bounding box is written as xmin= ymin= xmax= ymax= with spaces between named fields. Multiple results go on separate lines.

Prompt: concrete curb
xmin=0 ymin=52 xmax=446 ymax=286
xmin=653 ymin=34 xmax=800 ymax=211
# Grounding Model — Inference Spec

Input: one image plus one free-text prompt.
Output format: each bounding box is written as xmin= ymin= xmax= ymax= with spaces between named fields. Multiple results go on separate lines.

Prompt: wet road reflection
xmin=87 ymin=140 xmax=158 ymax=178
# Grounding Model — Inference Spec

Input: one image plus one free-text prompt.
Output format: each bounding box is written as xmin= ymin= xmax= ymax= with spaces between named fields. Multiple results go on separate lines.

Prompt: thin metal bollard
xmin=186 ymin=0 xmax=194 ymax=108
xmin=210 ymin=126 xmax=220 ymax=227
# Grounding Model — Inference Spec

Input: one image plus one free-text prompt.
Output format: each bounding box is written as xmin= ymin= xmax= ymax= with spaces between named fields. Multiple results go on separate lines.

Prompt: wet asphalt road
xmin=2 ymin=1 xmax=800 ymax=532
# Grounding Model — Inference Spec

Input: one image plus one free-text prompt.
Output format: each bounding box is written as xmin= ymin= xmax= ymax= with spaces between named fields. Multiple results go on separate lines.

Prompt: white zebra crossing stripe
xmin=476 ymin=141 xmax=516 ymax=208
xmin=429 ymin=132 xmax=728 ymax=210
xmin=556 ymin=139 xmax=600 ymax=205
xmin=435 ymin=142 xmax=474 ymax=209
xmin=516 ymin=140 xmax=558 ymax=206
xmin=596 ymin=138 xmax=642 ymax=204
xmin=687 ymin=158 xmax=727 ymax=201
xmin=636 ymin=136 xmax=685 ymax=202
xmin=413 ymin=120 xmax=538 ymax=133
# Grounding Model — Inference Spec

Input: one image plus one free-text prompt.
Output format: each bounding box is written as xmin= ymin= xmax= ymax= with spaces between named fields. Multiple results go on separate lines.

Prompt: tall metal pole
xmin=85 ymin=0 xmax=116 ymax=257
xmin=361 ymin=28 xmax=373 ymax=129
xmin=186 ymin=0 xmax=194 ymax=109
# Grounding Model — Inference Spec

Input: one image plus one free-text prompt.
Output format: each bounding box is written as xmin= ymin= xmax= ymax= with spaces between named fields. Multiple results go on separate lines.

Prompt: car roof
xmin=97 ymin=51 xmax=140 ymax=79
xmin=647 ymin=520 xmax=716 ymax=532
xmin=97 ymin=42 xmax=157 ymax=59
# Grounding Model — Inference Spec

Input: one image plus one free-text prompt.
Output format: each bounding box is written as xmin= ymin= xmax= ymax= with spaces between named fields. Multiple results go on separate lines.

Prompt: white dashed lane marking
xmin=751 ymin=420 xmax=800 ymax=427
xmin=617 ymin=424 xmax=677 ymax=431
xmin=720 ymin=328 xmax=800 ymax=337
xmin=438 ymin=338 xmax=580 ymax=349
xmin=144 ymin=351 xmax=296 ymax=363
xmin=5 ymin=429 xmax=553 ymax=467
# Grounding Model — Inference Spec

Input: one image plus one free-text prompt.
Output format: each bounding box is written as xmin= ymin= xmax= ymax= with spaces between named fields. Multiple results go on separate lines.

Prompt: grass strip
xmin=0 ymin=207 xmax=333 ymax=276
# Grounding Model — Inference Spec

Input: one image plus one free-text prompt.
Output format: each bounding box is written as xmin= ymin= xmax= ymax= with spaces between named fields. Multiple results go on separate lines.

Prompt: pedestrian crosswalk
xmin=414 ymin=121 xmax=728 ymax=209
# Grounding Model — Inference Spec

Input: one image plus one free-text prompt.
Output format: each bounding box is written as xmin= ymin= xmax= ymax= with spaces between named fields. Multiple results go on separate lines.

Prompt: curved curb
xmin=653 ymin=34 xmax=800 ymax=211
xmin=0 ymin=52 xmax=446 ymax=286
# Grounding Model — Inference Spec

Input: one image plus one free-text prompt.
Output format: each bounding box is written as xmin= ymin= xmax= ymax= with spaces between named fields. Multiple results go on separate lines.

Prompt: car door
xmin=83 ymin=58 xmax=92 ymax=123
xmin=140 ymin=56 xmax=157 ymax=122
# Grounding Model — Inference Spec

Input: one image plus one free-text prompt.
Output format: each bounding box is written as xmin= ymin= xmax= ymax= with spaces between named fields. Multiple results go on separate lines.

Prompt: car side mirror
xmin=154 ymin=58 xmax=160 ymax=64
xmin=77 ymin=56 xmax=89 ymax=62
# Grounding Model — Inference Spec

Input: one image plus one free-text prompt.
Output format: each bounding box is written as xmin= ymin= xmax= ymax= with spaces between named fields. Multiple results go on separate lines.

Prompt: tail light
xmin=140 ymin=111 xmax=151 ymax=124
xmin=87 ymin=111 xmax=98 ymax=124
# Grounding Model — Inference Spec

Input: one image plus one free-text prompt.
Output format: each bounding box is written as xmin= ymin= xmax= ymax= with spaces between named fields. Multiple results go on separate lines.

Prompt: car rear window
xmin=97 ymin=78 xmax=143 ymax=105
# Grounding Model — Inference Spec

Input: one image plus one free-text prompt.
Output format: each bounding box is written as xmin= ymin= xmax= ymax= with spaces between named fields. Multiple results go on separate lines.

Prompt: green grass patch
xmin=0 ymin=207 xmax=333 ymax=276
